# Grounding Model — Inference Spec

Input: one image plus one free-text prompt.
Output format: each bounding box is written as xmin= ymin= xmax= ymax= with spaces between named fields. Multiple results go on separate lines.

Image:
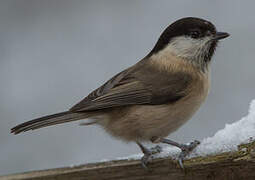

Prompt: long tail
xmin=11 ymin=111 xmax=91 ymax=134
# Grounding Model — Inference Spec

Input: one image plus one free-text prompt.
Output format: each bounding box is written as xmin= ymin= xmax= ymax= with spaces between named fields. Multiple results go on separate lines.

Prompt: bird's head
xmin=149 ymin=17 xmax=229 ymax=70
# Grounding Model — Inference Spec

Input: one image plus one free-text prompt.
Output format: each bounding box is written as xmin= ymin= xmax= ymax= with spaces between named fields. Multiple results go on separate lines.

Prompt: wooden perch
xmin=1 ymin=141 xmax=255 ymax=180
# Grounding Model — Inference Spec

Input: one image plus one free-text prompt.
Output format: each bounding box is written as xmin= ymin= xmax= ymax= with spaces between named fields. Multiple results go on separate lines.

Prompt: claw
xmin=137 ymin=142 xmax=163 ymax=169
xmin=150 ymin=145 xmax=162 ymax=154
xmin=178 ymin=140 xmax=200 ymax=169
xmin=141 ymin=154 xmax=151 ymax=169
xmin=178 ymin=157 xmax=184 ymax=169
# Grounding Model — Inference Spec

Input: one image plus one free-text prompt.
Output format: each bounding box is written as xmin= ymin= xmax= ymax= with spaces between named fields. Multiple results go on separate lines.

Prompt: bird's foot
xmin=177 ymin=140 xmax=200 ymax=169
xmin=157 ymin=138 xmax=200 ymax=169
xmin=138 ymin=144 xmax=162 ymax=169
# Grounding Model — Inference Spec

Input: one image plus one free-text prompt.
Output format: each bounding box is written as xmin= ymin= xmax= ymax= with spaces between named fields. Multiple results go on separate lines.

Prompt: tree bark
xmin=1 ymin=141 xmax=255 ymax=180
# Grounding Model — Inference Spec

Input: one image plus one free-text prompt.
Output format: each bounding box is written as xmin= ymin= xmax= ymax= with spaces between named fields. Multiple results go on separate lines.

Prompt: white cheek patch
xmin=166 ymin=36 xmax=212 ymax=62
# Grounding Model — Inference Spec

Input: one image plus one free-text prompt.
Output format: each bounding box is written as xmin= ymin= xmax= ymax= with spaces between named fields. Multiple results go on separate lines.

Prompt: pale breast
xmin=100 ymin=70 xmax=210 ymax=142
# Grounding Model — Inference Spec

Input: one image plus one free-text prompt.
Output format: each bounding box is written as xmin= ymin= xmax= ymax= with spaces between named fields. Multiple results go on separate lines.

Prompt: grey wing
xmin=70 ymin=65 xmax=192 ymax=112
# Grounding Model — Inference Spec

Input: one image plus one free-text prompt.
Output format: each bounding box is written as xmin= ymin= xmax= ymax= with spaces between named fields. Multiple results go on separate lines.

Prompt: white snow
xmin=120 ymin=99 xmax=255 ymax=160
xmin=193 ymin=99 xmax=255 ymax=157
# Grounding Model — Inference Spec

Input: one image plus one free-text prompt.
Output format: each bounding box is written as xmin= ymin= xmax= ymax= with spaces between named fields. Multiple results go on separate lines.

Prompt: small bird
xmin=11 ymin=17 xmax=229 ymax=169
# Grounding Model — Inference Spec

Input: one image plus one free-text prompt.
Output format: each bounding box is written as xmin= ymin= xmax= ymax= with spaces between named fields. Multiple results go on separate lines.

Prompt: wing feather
xmin=70 ymin=63 xmax=192 ymax=112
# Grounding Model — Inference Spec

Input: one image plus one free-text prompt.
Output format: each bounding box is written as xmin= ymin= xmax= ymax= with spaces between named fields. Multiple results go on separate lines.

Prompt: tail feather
xmin=11 ymin=111 xmax=91 ymax=134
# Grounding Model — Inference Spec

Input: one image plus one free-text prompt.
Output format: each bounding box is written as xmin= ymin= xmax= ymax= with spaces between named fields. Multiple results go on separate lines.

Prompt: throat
xmin=149 ymin=43 xmax=210 ymax=72
xmin=180 ymin=52 xmax=210 ymax=72
xmin=162 ymin=36 xmax=213 ymax=71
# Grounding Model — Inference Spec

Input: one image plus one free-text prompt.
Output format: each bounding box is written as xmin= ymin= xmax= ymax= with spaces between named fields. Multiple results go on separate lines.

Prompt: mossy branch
xmin=1 ymin=141 xmax=255 ymax=180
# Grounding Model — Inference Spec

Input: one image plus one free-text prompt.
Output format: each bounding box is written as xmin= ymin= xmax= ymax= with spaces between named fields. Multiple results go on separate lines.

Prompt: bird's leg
xmin=151 ymin=137 xmax=200 ymax=169
xmin=136 ymin=142 xmax=162 ymax=169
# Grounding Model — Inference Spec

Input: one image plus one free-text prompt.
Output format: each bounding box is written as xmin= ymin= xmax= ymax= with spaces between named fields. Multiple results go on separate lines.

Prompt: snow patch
xmin=193 ymin=99 xmax=255 ymax=157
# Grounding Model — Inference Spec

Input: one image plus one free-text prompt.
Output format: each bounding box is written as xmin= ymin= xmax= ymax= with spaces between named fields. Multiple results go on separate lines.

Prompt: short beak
xmin=213 ymin=32 xmax=230 ymax=40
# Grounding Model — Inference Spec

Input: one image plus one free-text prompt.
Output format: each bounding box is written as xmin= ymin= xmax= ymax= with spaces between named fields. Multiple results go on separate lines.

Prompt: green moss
xmin=183 ymin=141 xmax=255 ymax=167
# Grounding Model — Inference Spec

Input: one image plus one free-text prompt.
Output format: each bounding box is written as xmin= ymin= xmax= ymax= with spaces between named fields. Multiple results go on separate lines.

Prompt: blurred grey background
xmin=0 ymin=0 xmax=254 ymax=175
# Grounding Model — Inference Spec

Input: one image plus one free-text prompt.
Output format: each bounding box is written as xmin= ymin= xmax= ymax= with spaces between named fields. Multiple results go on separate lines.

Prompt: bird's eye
xmin=189 ymin=30 xmax=200 ymax=38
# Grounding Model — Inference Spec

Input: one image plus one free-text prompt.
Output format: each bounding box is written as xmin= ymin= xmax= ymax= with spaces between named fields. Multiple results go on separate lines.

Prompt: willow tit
xmin=11 ymin=17 xmax=229 ymax=169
